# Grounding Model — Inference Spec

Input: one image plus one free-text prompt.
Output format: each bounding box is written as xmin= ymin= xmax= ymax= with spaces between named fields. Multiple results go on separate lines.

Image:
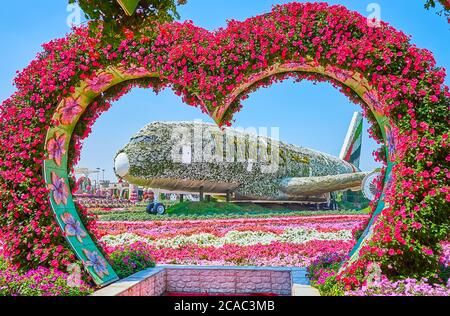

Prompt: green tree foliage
xmin=69 ymin=0 xmax=187 ymax=42
xmin=425 ymin=0 xmax=450 ymax=22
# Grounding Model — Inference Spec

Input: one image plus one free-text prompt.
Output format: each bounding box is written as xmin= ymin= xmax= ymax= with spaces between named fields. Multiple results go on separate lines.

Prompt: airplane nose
xmin=115 ymin=153 xmax=130 ymax=178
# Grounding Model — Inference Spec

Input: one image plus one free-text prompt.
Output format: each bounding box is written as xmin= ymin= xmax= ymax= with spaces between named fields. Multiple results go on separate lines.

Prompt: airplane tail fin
xmin=339 ymin=112 xmax=363 ymax=169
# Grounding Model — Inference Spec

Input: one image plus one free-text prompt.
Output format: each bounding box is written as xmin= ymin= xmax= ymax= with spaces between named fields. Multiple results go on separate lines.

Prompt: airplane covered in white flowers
xmin=114 ymin=112 xmax=370 ymax=214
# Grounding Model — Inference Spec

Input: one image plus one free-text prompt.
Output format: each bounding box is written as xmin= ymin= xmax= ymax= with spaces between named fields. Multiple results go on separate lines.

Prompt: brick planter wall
xmin=93 ymin=265 xmax=318 ymax=297
xmin=165 ymin=266 xmax=292 ymax=295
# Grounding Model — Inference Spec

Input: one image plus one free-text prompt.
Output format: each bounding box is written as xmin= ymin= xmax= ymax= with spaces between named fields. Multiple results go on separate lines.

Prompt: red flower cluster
xmin=0 ymin=3 xmax=448 ymax=285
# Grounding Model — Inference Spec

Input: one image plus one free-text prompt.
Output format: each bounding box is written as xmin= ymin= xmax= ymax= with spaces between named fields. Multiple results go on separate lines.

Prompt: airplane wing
xmin=279 ymin=172 xmax=369 ymax=197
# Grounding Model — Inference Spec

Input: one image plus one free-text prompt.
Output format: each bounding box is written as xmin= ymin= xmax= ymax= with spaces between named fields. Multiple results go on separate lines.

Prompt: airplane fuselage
xmin=114 ymin=121 xmax=366 ymax=202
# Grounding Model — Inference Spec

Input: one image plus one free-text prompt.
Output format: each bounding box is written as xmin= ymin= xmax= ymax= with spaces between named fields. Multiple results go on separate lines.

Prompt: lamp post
xmin=96 ymin=168 xmax=100 ymax=191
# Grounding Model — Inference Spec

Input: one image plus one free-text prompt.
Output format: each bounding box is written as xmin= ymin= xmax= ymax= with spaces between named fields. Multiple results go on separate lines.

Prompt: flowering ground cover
xmin=98 ymin=215 xmax=367 ymax=267
xmin=0 ymin=254 xmax=92 ymax=296
xmin=1 ymin=214 xmax=448 ymax=296
xmin=308 ymin=243 xmax=450 ymax=296
xmin=94 ymin=202 xmax=369 ymax=222
xmin=97 ymin=214 xmax=449 ymax=296
xmin=345 ymin=278 xmax=450 ymax=296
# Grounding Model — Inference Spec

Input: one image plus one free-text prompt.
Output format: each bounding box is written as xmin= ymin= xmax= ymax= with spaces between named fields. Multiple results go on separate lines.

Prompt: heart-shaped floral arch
xmin=0 ymin=3 xmax=448 ymax=288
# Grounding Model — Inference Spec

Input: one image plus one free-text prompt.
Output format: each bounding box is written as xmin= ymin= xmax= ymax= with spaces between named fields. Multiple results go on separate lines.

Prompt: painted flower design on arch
xmin=58 ymin=97 xmax=83 ymax=126
xmin=282 ymin=61 xmax=311 ymax=70
xmin=123 ymin=65 xmax=150 ymax=77
xmin=85 ymin=73 xmax=114 ymax=93
xmin=83 ymin=249 xmax=109 ymax=279
xmin=364 ymin=91 xmax=383 ymax=112
xmin=48 ymin=172 xmax=69 ymax=205
xmin=61 ymin=212 xmax=87 ymax=243
xmin=47 ymin=133 xmax=67 ymax=166
xmin=327 ymin=66 xmax=354 ymax=82
xmin=384 ymin=126 xmax=397 ymax=163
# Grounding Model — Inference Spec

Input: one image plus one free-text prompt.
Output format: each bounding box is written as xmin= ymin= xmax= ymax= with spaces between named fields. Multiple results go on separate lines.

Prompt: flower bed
xmin=106 ymin=240 xmax=354 ymax=268
xmin=97 ymin=215 xmax=367 ymax=239
xmin=97 ymin=208 xmax=368 ymax=222
xmin=76 ymin=197 xmax=135 ymax=209
xmin=308 ymin=243 xmax=450 ymax=296
xmin=98 ymin=215 xmax=366 ymax=268
xmin=108 ymin=242 xmax=156 ymax=279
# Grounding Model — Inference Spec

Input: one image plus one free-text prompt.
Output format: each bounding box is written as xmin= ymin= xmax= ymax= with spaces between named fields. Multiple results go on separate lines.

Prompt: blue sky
xmin=0 ymin=1 xmax=449 ymax=181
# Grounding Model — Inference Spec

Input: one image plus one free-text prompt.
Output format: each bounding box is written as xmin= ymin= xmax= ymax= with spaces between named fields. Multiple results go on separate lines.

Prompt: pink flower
xmin=411 ymin=222 xmax=422 ymax=230
xmin=429 ymin=95 xmax=439 ymax=103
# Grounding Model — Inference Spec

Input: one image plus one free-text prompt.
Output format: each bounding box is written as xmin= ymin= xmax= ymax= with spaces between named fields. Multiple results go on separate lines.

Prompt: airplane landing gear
xmin=155 ymin=203 xmax=166 ymax=215
xmin=146 ymin=188 xmax=166 ymax=215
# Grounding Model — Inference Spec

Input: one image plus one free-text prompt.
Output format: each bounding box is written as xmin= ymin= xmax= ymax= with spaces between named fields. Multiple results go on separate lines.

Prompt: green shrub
xmin=308 ymin=253 xmax=348 ymax=296
xmin=313 ymin=275 xmax=346 ymax=296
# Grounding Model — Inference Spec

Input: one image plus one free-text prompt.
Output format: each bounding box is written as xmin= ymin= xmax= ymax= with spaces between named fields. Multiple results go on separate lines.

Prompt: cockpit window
xmin=130 ymin=135 xmax=157 ymax=144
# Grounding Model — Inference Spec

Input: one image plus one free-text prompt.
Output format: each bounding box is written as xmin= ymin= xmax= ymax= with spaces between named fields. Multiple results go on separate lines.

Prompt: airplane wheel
xmin=146 ymin=203 xmax=156 ymax=214
xmin=155 ymin=203 xmax=166 ymax=215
